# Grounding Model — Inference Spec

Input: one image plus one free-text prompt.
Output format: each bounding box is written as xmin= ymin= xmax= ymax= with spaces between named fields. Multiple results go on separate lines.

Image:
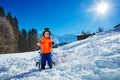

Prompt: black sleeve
xmin=52 ymin=41 xmax=54 ymax=45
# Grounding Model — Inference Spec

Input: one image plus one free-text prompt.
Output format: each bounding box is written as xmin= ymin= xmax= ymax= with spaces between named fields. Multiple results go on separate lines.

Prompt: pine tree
xmin=7 ymin=13 xmax=20 ymax=52
xmin=98 ymin=27 xmax=104 ymax=32
xmin=6 ymin=12 xmax=13 ymax=25
xmin=12 ymin=16 xmax=20 ymax=52
xmin=0 ymin=7 xmax=5 ymax=17
xmin=27 ymin=29 xmax=37 ymax=51
xmin=0 ymin=8 xmax=21 ymax=53
xmin=0 ymin=18 xmax=15 ymax=53
xmin=18 ymin=29 xmax=28 ymax=52
xmin=81 ymin=31 xmax=86 ymax=35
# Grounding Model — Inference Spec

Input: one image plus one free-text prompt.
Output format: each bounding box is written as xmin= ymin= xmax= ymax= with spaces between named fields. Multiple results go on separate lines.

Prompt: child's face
xmin=44 ymin=32 xmax=50 ymax=38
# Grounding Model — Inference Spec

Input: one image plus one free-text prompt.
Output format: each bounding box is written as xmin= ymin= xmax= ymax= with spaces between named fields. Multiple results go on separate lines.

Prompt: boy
xmin=37 ymin=28 xmax=53 ymax=69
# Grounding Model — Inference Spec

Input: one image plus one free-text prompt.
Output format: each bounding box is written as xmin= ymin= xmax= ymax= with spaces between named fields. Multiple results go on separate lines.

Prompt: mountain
xmin=0 ymin=27 xmax=120 ymax=80
xmin=38 ymin=33 xmax=77 ymax=44
xmin=58 ymin=34 xmax=77 ymax=43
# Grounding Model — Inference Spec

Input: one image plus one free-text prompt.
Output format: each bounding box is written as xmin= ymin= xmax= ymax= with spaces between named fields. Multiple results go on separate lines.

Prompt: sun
xmin=88 ymin=0 xmax=112 ymax=17
xmin=96 ymin=2 xmax=109 ymax=14
xmin=96 ymin=1 xmax=109 ymax=15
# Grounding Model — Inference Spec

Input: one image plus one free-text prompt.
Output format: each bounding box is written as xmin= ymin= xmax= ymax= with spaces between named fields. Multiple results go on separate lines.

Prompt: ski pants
xmin=40 ymin=53 xmax=52 ymax=67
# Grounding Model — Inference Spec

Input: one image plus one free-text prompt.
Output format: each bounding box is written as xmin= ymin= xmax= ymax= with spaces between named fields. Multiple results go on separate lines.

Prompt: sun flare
xmin=89 ymin=0 xmax=113 ymax=17
xmin=96 ymin=1 xmax=109 ymax=15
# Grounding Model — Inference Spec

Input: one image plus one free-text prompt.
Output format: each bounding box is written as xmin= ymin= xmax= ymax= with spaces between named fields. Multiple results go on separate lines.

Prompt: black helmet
xmin=43 ymin=28 xmax=51 ymax=36
xmin=44 ymin=28 xmax=49 ymax=31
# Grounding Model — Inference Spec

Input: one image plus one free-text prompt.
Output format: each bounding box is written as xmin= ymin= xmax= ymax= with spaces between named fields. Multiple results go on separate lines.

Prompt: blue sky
xmin=0 ymin=0 xmax=120 ymax=36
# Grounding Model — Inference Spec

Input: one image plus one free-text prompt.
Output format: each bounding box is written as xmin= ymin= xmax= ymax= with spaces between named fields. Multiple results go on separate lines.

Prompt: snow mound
xmin=0 ymin=31 xmax=120 ymax=80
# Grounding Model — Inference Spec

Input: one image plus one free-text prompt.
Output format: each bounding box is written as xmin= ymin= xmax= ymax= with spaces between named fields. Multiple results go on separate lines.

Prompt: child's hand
xmin=51 ymin=49 xmax=53 ymax=52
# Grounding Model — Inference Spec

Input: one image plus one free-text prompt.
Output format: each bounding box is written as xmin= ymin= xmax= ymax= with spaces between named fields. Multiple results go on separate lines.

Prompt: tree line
xmin=0 ymin=7 xmax=38 ymax=54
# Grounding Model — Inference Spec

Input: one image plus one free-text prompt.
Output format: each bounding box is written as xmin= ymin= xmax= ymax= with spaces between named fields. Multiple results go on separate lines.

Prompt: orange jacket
xmin=37 ymin=36 xmax=52 ymax=54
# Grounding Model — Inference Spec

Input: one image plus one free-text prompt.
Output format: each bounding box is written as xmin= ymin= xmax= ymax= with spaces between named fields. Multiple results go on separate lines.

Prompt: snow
xmin=0 ymin=30 xmax=120 ymax=80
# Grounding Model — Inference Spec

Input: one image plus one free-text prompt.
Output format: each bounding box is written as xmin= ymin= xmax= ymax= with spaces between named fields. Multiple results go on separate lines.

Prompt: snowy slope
xmin=0 ymin=30 xmax=120 ymax=80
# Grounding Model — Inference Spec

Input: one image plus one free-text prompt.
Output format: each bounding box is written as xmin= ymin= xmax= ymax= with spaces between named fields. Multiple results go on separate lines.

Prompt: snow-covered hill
xmin=0 ymin=29 xmax=120 ymax=80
